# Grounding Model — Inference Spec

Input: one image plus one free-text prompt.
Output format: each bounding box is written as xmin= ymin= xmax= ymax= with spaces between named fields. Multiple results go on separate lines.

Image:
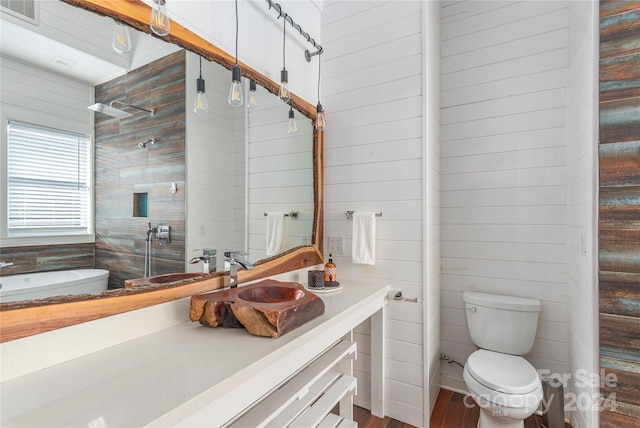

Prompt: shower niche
xmin=133 ymin=193 xmax=148 ymax=217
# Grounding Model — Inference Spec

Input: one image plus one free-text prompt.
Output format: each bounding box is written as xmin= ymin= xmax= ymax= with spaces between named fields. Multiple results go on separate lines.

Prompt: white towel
xmin=266 ymin=212 xmax=285 ymax=256
xmin=352 ymin=212 xmax=376 ymax=265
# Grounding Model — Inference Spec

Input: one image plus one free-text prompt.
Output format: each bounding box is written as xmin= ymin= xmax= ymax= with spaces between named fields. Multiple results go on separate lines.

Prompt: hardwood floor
xmin=350 ymin=405 xmax=417 ymax=428
xmin=350 ymin=389 xmax=571 ymax=428
xmin=430 ymin=389 xmax=572 ymax=428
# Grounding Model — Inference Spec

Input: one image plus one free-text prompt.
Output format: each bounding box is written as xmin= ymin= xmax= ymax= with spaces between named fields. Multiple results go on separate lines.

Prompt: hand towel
xmin=266 ymin=212 xmax=285 ymax=256
xmin=352 ymin=212 xmax=376 ymax=265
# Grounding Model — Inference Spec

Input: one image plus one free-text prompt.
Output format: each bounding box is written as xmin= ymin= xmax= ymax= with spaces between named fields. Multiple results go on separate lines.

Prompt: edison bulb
xmin=288 ymin=107 xmax=297 ymax=134
xmin=194 ymin=92 xmax=208 ymax=115
xmin=279 ymin=68 xmax=290 ymax=102
xmin=248 ymin=82 xmax=258 ymax=108
xmin=112 ymin=23 xmax=132 ymax=53
xmin=229 ymin=82 xmax=243 ymax=107
xmin=193 ymin=77 xmax=208 ymax=115
xmin=279 ymin=83 xmax=290 ymax=102
xmin=228 ymin=65 xmax=243 ymax=107
xmin=150 ymin=0 xmax=170 ymax=36
xmin=315 ymin=103 xmax=325 ymax=130
xmin=249 ymin=91 xmax=258 ymax=108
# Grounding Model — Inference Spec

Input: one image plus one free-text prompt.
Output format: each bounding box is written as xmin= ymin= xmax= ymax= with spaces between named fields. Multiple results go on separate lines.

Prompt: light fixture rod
xmin=305 ymin=48 xmax=321 ymax=62
xmin=265 ymin=0 xmax=323 ymax=56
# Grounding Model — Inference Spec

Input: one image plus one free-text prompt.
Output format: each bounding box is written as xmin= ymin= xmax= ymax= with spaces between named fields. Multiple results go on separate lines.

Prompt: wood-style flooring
xmin=349 ymin=405 xmax=417 ymax=428
xmin=350 ymin=389 xmax=571 ymax=428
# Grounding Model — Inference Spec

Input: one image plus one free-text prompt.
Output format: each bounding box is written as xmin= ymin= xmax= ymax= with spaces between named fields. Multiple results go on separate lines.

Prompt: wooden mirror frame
xmin=0 ymin=0 xmax=324 ymax=343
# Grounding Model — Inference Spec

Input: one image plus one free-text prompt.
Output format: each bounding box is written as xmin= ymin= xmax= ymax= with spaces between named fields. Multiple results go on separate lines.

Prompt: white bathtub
xmin=0 ymin=269 xmax=109 ymax=303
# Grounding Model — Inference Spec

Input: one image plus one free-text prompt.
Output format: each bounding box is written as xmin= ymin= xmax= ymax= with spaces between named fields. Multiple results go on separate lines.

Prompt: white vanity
xmin=0 ymin=281 xmax=389 ymax=427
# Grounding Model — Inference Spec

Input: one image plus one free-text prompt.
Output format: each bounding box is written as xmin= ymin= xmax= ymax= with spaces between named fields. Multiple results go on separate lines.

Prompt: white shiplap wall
xmin=0 ymin=55 xmax=95 ymax=247
xmin=246 ymin=88 xmax=314 ymax=261
xmin=186 ymin=52 xmax=237 ymax=273
xmin=424 ymin=0 xmax=442 ymax=420
xmin=322 ymin=1 xmax=425 ymax=426
xmin=440 ymin=0 xmax=571 ymax=394
xmin=567 ymin=1 xmax=599 ymax=427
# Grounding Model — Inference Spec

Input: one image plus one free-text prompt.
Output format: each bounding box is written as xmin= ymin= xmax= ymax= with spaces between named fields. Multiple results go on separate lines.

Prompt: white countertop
xmin=1 ymin=281 xmax=389 ymax=427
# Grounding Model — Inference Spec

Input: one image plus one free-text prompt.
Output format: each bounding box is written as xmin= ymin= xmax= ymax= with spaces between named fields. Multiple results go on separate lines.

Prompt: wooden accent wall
xmin=599 ymin=1 xmax=640 ymax=426
xmin=94 ymin=50 xmax=186 ymax=288
xmin=0 ymin=244 xmax=95 ymax=276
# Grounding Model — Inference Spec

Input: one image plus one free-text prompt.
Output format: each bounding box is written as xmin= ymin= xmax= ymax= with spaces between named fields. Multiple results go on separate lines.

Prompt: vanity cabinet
xmin=230 ymin=339 xmax=357 ymax=427
xmin=0 ymin=281 xmax=389 ymax=427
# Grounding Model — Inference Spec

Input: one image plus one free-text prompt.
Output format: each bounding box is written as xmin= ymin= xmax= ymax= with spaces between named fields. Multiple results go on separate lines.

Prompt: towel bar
xmin=346 ymin=211 xmax=382 ymax=220
xmin=264 ymin=211 xmax=299 ymax=219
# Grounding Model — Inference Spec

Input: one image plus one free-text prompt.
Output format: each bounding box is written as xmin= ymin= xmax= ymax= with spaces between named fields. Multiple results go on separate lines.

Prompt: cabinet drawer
xmin=229 ymin=339 xmax=357 ymax=427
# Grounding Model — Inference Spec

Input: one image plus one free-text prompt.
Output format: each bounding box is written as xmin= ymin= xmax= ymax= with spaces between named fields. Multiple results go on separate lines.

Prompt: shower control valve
xmin=156 ymin=225 xmax=170 ymax=244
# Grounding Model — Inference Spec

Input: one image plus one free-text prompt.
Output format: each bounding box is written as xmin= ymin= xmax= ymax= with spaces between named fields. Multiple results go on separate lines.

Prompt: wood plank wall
xmin=0 ymin=244 xmax=95 ymax=276
xmin=599 ymin=1 xmax=640 ymax=426
xmin=94 ymin=50 xmax=186 ymax=288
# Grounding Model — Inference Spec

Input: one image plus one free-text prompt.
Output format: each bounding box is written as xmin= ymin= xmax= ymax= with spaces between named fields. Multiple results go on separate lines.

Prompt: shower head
xmin=87 ymin=100 xmax=155 ymax=118
xmin=138 ymin=138 xmax=157 ymax=149
xmin=87 ymin=102 xmax=133 ymax=118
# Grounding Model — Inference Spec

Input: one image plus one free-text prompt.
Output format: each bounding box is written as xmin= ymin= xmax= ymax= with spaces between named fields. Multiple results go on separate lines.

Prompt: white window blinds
xmin=7 ymin=120 xmax=91 ymax=235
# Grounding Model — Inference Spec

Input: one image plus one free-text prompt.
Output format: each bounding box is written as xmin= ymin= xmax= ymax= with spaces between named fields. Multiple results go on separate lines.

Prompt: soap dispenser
xmin=324 ymin=254 xmax=337 ymax=284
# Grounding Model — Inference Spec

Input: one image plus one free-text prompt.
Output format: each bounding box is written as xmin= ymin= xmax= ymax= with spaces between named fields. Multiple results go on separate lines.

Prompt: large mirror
xmin=0 ymin=0 xmax=323 ymax=342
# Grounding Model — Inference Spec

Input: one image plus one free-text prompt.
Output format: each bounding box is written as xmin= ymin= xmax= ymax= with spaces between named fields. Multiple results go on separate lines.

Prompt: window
xmin=7 ymin=120 xmax=91 ymax=236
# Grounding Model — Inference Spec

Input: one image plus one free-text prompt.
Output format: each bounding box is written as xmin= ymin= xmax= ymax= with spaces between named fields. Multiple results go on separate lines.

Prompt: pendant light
xmin=112 ymin=22 xmax=132 ymax=53
xmin=194 ymin=56 xmax=209 ymax=115
xmin=278 ymin=15 xmax=290 ymax=103
xmin=150 ymin=0 xmax=170 ymax=36
xmin=315 ymin=51 xmax=325 ymax=130
xmin=228 ymin=0 xmax=243 ymax=107
xmin=249 ymin=80 xmax=258 ymax=108
xmin=287 ymin=106 xmax=297 ymax=134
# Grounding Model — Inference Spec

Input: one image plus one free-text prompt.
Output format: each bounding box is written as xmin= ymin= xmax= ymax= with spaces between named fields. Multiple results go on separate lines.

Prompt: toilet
xmin=462 ymin=291 xmax=544 ymax=428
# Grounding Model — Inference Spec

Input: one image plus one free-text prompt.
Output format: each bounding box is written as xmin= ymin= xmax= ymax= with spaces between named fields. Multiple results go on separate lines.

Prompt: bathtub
xmin=0 ymin=269 xmax=109 ymax=303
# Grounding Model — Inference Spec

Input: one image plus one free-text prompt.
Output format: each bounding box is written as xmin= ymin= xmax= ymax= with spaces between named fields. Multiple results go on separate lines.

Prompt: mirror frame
xmin=0 ymin=0 xmax=324 ymax=343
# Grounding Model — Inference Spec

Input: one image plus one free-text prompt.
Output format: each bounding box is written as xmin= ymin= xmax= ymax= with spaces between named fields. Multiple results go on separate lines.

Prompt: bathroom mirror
xmin=0 ymin=0 xmax=323 ymax=342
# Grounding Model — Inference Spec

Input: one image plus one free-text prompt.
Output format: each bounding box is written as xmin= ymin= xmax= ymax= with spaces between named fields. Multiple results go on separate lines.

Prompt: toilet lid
xmin=466 ymin=350 xmax=540 ymax=394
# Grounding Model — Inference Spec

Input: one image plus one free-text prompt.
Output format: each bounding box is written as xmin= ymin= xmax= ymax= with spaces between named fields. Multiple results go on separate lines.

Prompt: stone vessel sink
xmin=124 ymin=272 xmax=205 ymax=288
xmin=190 ymin=280 xmax=325 ymax=338
xmin=236 ymin=286 xmax=305 ymax=304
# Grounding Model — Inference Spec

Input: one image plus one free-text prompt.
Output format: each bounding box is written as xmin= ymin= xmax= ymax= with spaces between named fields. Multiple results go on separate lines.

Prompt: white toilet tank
xmin=463 ymin=291 xmax=541 ymax=355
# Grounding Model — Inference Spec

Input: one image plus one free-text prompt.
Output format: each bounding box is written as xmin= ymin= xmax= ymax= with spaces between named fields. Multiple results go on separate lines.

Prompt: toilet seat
xmin=467 ymin=350 xmax=540 ymax=394
xmin=464 ymin=350 xmax=543 ymax=409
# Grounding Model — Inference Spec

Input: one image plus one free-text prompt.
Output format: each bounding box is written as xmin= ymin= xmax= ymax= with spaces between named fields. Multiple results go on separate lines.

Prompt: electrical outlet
xmin=301 ymin=235 xmax=312 ymax=245
xmin=328 ymin=236 xmax=344 ymax=255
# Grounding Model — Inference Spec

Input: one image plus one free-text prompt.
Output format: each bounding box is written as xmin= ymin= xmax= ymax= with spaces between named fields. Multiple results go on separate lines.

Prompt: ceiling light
xmin=228 ymin=0 xmax=243 ymax=107
xmin=150 ymin=0 xmax=170 ymax=36
xmin=288 ymin=106 xmax=297 ymax=134
xmin=112 ymin=22 xmax=132 ymax=53
xmin=194 ymin=56 xmax=209 ymax=115
xmin=315 ymin=52 xmax=325 ymax=130
xmin=249 ymin=80 xmax=258 ymax=108
xmin=279 ymin=15 xmax=290 ymax=103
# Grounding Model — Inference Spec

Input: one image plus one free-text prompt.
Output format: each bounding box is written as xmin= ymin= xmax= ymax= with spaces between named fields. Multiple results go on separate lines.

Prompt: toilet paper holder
xmin=391 ymin=291 xmax=417 ymax=303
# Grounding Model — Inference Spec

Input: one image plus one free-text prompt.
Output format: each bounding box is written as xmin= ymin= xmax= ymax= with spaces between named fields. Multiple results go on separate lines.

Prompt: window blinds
xmin=7 ymin=120 xmax=91 ymax=234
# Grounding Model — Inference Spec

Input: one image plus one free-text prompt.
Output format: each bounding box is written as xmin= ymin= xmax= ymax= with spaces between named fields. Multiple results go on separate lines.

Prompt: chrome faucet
xmin=224 ymin=251 xmax=254 ymax=288
xmin=189 ymin=249 xmax=216 ymax=274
